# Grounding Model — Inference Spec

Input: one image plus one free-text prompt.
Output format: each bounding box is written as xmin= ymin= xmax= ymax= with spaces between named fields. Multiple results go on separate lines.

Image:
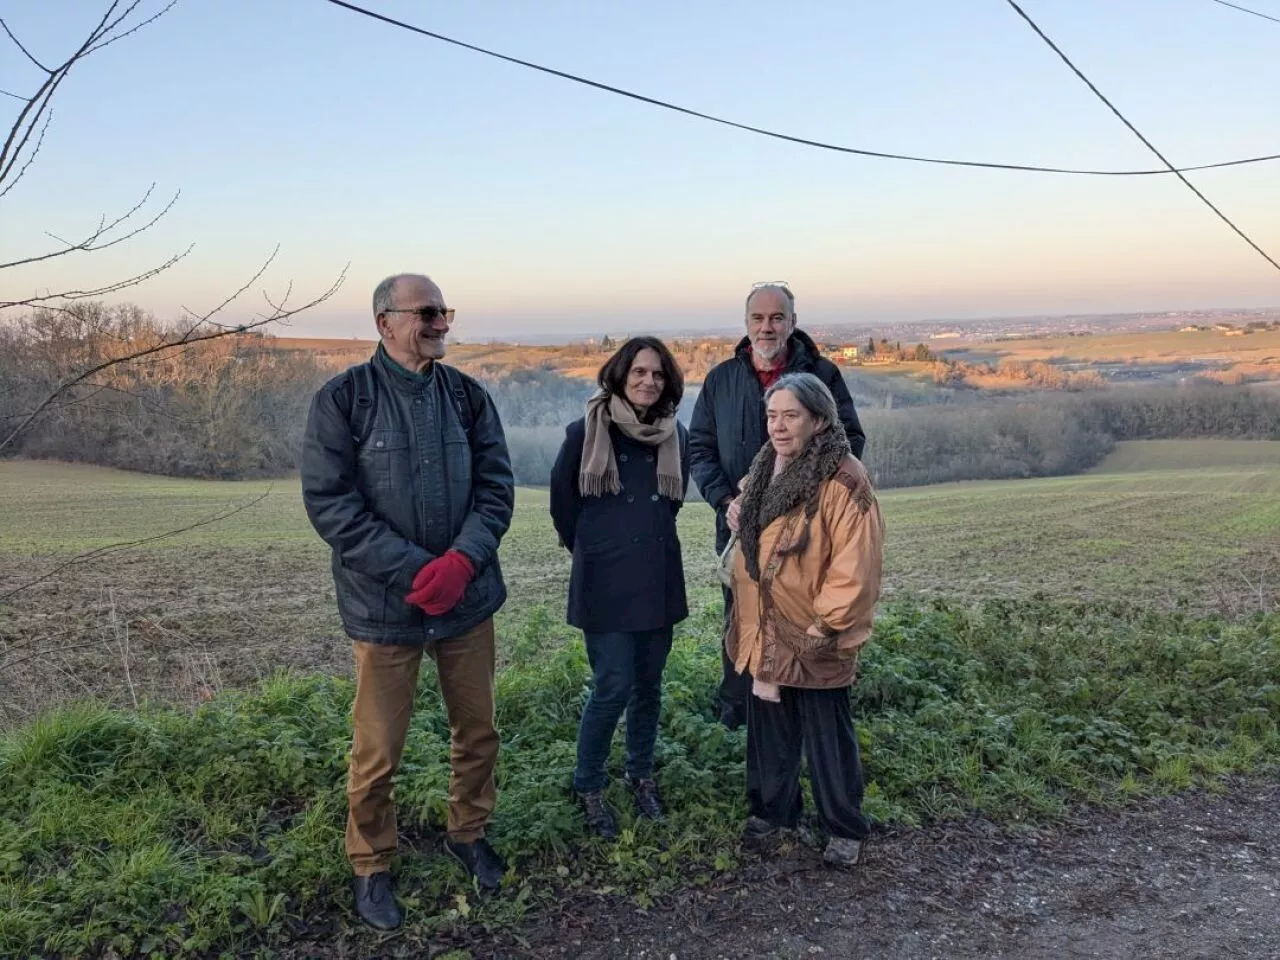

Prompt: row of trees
xmin=0 ymin=305 xmax=328 ymax=478
xmin=6 ymin=304 xmax=1279 ymax=489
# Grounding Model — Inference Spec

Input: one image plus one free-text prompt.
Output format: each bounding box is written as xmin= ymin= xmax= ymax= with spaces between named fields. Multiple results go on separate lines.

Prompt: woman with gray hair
xmin=724 ymin=371 xmax=884 ymax=866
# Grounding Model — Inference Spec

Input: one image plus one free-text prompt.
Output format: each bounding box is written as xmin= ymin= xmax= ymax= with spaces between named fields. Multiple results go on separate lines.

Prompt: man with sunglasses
xmin=689 ymin=282 xmax=866 ymax=730
xmin=301 ymin=273 xmax=515 ymax=930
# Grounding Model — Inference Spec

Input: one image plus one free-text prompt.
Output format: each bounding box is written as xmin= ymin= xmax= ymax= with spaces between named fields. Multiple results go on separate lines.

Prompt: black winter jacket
xmin=688 ymin=330 xmax=865 ymax=550
xmin=549 ymin=418 xmax=690 ymax=634
xmin=300 ymin=346 xmax=515 ymax=644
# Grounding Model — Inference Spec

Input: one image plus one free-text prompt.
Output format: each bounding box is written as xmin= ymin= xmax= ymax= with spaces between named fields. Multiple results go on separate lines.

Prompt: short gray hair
xmin=372 ymin=273 xmax=433 ymax=316
xmin=745 ymin=283 xmax=796 ymax=314
xmin=764 ymin=372 xmax=839 ymax=428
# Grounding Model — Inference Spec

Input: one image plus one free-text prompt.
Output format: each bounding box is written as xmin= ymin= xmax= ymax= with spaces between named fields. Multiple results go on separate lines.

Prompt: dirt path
xmin=481 ymin=777 xmax=1279 ymax=960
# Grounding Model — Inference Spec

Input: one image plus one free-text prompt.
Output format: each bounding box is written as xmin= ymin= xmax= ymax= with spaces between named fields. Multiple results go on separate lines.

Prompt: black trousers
xmin=718 ymin=585 xmax=752 ymax=721
xmin=746 ymin=685 xmax=871 ymax=840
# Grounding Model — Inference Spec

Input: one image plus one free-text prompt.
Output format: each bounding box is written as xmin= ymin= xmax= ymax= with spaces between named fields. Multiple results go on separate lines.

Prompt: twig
xmin=0 ymin=185 xmax=180 ymax=269
xmin=0 ymin=16 xmax=52 ymax=72
xmin=0 ymin=109 xmax=50 ymax=200
xmin=0 ymin=259 xmax=347 ymax=452
xmin=0 ymin=246 xmax=193 ymax=311
xmin=0 ymin=488 xmax=272 ymax=604
xmin=109 ymin=586 xmax=139 ymax=709
xmin=0 ymin=635 xmax=126 ymax=673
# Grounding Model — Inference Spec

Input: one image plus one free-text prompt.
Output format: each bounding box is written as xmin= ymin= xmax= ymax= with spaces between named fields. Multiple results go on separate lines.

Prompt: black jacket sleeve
xmin=450 ymin=378 xmax=515 ymax=571
xmin=549 ymin=419 xmax=583 ymax=550
xmin=820 ymin=362 xmax=867 ymax=460
xmin=300 ymin=379 xmax=431 ymax=590
xmin=688 ymin=371 xmax=736 ymax=510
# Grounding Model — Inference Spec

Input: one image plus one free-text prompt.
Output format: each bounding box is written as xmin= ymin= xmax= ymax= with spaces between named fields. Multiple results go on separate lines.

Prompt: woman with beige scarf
xmin=549 ymin=337 xmax=690 ymax=840
xmin=725 ymin=372 xmax=884 ymax=867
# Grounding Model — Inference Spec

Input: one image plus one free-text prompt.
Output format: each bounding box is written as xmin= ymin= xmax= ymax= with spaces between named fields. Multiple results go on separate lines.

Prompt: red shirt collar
xmin=747 ymin=344 xmax=788 ymax=388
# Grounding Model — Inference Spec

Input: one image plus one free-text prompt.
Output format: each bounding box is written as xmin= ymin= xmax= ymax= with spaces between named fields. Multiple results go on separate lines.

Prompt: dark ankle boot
xmin=625 ymin=774 xmax=665 ymax=820
xmin=443 ymin=836 xmax=507 ymax=892
xmin=353 ymin=871 xmax=402 ymax=930
xmin=577 ymin=789 xmax=619 ymax=839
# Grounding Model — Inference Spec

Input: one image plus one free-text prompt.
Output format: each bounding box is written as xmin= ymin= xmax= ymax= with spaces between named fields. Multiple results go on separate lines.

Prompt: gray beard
xmin=754 ymin=342 xmax=784 ymax=362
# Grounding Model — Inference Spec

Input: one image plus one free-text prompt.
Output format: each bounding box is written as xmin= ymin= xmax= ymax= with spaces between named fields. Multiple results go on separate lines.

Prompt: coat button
xmin=647 ymin=454 xmax=655 ymax=462
xmin=375 ymin=440 xmax=385 ymax=448
xmin=650 ymin=494 xmax=659 ymax=501
xmin=619 ymin=453 xmax=629 ymax=462
xmin=631 ymin=536 xmax=640 ymax=543
xmin=626 ymin=495 xmax=635 ymax=503
xmin=427 ymin=628 xmax=435 ymax=636
xmin=414 ymin=398 xmax=422 ymax=405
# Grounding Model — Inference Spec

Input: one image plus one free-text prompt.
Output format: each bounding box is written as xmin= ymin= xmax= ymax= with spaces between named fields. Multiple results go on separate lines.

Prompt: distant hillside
xmin=260 ymin=320 xmax=1280 ymax=391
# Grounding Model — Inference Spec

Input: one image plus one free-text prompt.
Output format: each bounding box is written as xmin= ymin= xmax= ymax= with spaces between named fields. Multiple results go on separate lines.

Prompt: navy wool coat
xmin=549 ymin=418 xmax=690 ymax=634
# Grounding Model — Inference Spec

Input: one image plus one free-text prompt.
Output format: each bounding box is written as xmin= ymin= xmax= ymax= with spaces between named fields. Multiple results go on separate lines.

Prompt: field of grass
xmin=3 ymin=441 xmax=1280 ymax=723
xmin=1091 ymin=438 xmax=1280 ymax=472
xmin=1 ymin=443 xmax=1279 ymax=956
xmin=979 ymin=327 xmax=1280 ymax=365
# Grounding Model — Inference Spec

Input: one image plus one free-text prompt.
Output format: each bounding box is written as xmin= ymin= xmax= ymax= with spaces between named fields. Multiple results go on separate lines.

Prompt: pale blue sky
xmin=3 ymin=0 xmax=1278 ymax=338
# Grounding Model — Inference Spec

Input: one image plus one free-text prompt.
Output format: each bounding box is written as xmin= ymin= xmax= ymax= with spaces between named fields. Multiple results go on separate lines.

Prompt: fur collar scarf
xmin=737 ymin=425 xmax=851 ymax=582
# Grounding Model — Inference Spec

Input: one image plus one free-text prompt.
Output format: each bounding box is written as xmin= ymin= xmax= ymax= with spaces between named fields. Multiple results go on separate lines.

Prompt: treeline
xmin=860 ymin=386 xmax=1280 ymax=488
xmin=5 ymin=305 xmax=1280 ymax=489
xmin=934 ymin=357 xmax=1107 ymax=391
xmin=0 ymin=306 xmax=325 ymax=479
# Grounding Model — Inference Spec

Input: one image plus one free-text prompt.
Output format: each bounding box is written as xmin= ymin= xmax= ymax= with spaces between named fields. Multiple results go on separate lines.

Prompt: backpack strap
xmin=439 ymin=363 xmax=476 ymax=437
xmin=345 ymin=362 xmax=378 ymax=449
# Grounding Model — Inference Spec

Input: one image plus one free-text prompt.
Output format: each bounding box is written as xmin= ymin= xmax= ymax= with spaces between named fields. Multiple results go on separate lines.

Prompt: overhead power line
xmin=322 ymin=0 xmax=1280 ymax=178
xmin=1004 ymin=0 xmax=1280 ymax=275
xmin=1208 ymin=0 xmax=1280 ymax=25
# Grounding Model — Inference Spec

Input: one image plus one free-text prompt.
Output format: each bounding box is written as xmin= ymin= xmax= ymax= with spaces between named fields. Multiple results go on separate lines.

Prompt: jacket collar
xmin=733 ymin=328 xmax=820 ymax=374
xmin=373 ymin=342 xmax=437 ymax=393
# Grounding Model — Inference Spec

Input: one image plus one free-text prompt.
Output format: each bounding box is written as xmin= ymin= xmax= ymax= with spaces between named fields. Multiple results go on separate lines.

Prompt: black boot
xmin=353 ymin=871 xmax=402 ymax=930
xmin=625 ymin=774 xmax=665 ymax=821
xmin=577 ymin=789 xmax=619 ymax=839
xmin=443 ymin=836 xmax=507 ymax=892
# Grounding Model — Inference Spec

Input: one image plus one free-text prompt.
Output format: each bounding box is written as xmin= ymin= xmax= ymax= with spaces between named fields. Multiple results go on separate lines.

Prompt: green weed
xmin=0 ymin=596 xmax=1277 ymax=957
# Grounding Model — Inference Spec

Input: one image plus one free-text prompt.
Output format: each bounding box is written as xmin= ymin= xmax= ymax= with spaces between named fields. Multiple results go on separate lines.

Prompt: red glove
xmin=406 ymin=550 xmax=476 ymax=616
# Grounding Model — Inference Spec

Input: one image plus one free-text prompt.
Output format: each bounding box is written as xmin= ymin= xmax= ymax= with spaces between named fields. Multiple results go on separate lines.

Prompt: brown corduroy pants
xmin=345 ymin=619 xmax=498 ymax=877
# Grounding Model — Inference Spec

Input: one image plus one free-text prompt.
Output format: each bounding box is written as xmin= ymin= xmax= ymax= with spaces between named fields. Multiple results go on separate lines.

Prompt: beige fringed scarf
xmin=579 ymin=390 xmax=683 ymax=501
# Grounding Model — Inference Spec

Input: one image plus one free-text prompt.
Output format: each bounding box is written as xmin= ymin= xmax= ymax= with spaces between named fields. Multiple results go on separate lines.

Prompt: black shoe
xmin=443 ymin=836 xmax=506 ymax=892
xmin=577 ymin=789 xmax=619 ymax=839
xmin=353 ymin=871 xmax=402 ymax=930
xmin=744 ymin=815 xmax=780 ymax=841
xmin=625 ymin=774 xmax=665 ymax=820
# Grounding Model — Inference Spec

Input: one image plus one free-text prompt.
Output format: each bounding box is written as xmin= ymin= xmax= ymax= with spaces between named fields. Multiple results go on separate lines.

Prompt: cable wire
xmin=1209 ymin=0 xmax=1280 ymax=25
xmin=321 ymin=0 xmax=1280 ymax=178
xmin=1005 ymin=0 xmax=1280 ymax=274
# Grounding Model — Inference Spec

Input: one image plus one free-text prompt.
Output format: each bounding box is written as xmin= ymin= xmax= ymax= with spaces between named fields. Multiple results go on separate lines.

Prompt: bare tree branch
xmin=0 ymin=376 xmax=214 ymax=426
xmin=0 ymin=16 xmax=52 ymax=72
xmin=0 ymin=246 xmax=194 ymax=310
xmin=0 ymin=73 xmax=63 ymax=185
xmin=0 ymin=259 xmax=348 ymax=452
xmin=0 ymin=89 xmax=28 ymax=101
xmin=87 ymin=0 xmax=178 ymax=56
xmin=1 ymin=185 xmax=179 ymax=268
xmin=0 ymin=488 xmax=272 ymax=606
xmin=0 ymin=637 xmax=126 ymax=674
xmin=0 ymin=109 xmax=50 ymax=200
xmin=0 ymin=2 xmax=174 ymax=186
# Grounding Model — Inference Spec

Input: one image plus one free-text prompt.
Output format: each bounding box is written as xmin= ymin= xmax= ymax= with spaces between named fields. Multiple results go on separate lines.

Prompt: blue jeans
xmin=573 ymin=627 xmax=674 ymax=793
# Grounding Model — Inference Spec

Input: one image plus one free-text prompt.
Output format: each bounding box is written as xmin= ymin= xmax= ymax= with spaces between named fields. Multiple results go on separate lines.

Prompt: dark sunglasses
xmin=383 ymin=306 xmax=455 ymax=323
